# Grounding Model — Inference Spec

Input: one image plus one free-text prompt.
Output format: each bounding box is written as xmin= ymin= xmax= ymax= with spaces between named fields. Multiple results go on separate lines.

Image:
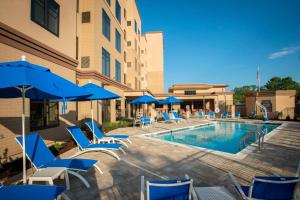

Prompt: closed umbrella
xmin=130 ymin=95 xmax=158 ymax=117
xmin=72 ymin=83 xmax=120 ymax=143
xmin=0 ymin=57 xmax=91 ymax=183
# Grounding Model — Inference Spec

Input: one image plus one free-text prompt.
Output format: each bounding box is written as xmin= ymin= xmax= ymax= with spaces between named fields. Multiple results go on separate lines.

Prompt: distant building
xmin=155 ymin=84 xmax=234 ymax=116
xmin=245 ymin=90 xmax=296 ymax=120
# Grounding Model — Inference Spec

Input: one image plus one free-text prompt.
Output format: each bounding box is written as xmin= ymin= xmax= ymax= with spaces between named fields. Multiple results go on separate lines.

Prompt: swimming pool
xmin=152 ymin=122 xmax=280 ymax=154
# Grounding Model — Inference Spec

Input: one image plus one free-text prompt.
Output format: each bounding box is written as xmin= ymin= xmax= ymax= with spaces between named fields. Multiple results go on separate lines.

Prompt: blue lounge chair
xmin=0 ymin=184 xmax=69 ymax=200
xmin=207 ymin=111 xmax=215 ymax=118
xmin=140 ymin=176 xmax=193 ymax=200
xmin=16 ymin=134 xmax=102 ymax=188
xmin=85 ymin=121 xmax=131 ymax=148
xmin=141 ymin=117 xmax=151 ymax=127
xmin=235 ymin=112 xmax=241 ymax=118
xmin=230 ymin=164 xmax=300 ymax=200
xmin=162 ymin=112 xmax=177 ymax=123
xmin=223 ymin=111 xmax=228 ymax=118
xmin=66 ymin=126 xmax=125 ymax=160
xmin=198 ymin=111 xmax=204 ymax=118
xmin=172 ymin=111 xmax=186 ymax=123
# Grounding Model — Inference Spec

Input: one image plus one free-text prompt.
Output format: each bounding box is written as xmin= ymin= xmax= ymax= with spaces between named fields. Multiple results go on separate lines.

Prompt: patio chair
xmin=198 ymin=111 xmax=204 ymax=118
xmin=16 ymin=134 xmax=102 ymax=188
xmin=140 ymin=176 xmax=193 ymax=200
xmin=140 ymin=117 xmax=152 ymax=128
xmin=207 ymin=111 xmax=216 ymax=119
xmin=0 ymin=184 xmax=69 ymax=200
xmin=222 ymin=111 xmax=228 ymax=118
xmin=229 ymin=163 xmax=300 ymax=200
xmin=85 ymin=121 xmax=131 ymax=148
xmin=66 ymin=126 xmax=125 ymax=160
xmin=172 ymin=111 xmax=187 ymax=123
xmin=235 ymin=112 xmax=241 ymax=119
xmin=162 ymin=112 xmax=177 ymax=123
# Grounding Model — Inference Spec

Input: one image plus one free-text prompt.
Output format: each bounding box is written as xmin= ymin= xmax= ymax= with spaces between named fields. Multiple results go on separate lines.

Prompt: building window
xmin=134 ymin=20 xmax=137 ymax=33
xmin=127 ymin=41 xmax=131 ymax=47
xmin=127 ymin=21 xmax=131 ymax=26
xmin=105 ymin=0 xmax=111 ymax=6
xmin=141 ymin=50 xmax=144 ymax=54
xmin=115 ymin=60 xmax=121 ymax=82
xmin=124 ymin=73 xmax=127 ymax=84
xmin=115 ymin=29 xmax=121 ymax=52
xmin=30 ymin=100 xmax=59 ymax=131
xmin=127 ymin=62 xmax=131 ymax=67
xmin=82 ymin=11 xmax=90 ymax=23
xmin=124 ymin=8 xmax=126 ymax=19
xmin=184 ymin=91 xmax=196 ymax=95
xmin=102 ymin=48 xmax=110 ymax=77
xmin=31 ymin=0 xmax=60 ymax=36
xmin=124 ymin=51 xmax=126 ymax=62
xmin=135 ymin=58 xmax=137 ymax=71
xmin=115 ymin=0 xmax=121 ymax=23
xmin=102 ymin=9 xmax=110 ymax=40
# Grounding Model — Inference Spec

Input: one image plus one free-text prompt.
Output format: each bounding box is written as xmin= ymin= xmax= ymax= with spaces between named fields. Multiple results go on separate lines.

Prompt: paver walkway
xmin=33 ymin=119 xmax=300 ymax=199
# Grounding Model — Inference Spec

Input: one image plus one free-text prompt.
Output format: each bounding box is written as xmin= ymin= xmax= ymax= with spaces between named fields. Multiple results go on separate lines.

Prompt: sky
xmin=136 ymin=0 xmax=300 ymax=92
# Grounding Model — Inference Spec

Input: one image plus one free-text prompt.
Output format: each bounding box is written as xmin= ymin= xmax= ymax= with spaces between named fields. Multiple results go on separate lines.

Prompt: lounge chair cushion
xmin=0 ymin=185 xmax=65 ymax=200
xmin=109 ymin=135 xmax=129 ymax=139
xmin=16 ymin=134 xmax=97 ymax=171
xmin=86 ymin=143 xmax=122 ymax=149
xmin=85 ymin=121 xmax=129 ymax=139
xmin=42 ymin=159 xmax=97 ymax=171
xmin=241 ymin=176 xmax=299 ymax=200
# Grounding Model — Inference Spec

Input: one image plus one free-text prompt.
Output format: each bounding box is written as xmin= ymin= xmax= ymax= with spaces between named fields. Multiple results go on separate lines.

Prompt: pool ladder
xmin=240 ymin=128 xmax=267 ymax=151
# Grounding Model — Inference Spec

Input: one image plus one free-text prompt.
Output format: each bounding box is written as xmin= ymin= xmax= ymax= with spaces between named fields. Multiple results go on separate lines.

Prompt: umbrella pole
xmin=91 ymin=101 xmax=95 ymax=144
xmin=21 ymin=86 xmax=26 ymax=184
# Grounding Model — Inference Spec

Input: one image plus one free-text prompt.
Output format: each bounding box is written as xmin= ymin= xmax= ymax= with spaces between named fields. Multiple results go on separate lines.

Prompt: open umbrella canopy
xmin=0 ymin=59 xmax=91 ymax=184
xmin=72 ymin=83 xmax=120 ymax=101
xmin=129 ymin=95 xmax=158 ymax=104
xmin=0 ymin=60 xmax=91 ymax=99
xmin=160 ymin=96 xmax=182 ymax=104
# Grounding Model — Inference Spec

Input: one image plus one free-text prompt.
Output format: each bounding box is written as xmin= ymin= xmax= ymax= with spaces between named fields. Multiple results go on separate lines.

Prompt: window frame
xmin=102 ymin=9 xmax=111 ymax=41
xmin=115 ymin=29 xmax=121 ymax=53
xmin=102 ymin=48 xmax=111 ymax=77
xmin=115 ymin=0 xmax=121 ymax=23
xmin=115 ymin=60 xmax=121 ymax=82
xmin=31 ymin=0 xmax=60 ymax=36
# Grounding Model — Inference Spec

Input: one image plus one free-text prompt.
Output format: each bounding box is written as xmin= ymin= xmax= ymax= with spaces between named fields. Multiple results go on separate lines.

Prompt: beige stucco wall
xmin=0 ymin=0 xmax=77 ymax=59
xmin=245 ymin=91 xmax=296 ymax=119
xmin=144 ymin=32 xmax=164 ymax=93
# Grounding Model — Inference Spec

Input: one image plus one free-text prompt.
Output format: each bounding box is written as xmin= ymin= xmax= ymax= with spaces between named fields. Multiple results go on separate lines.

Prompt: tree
xmin=265 ymin=76 xmax=300 ymax=91
xmin=233 ymin=85 xmax=256 ymax=104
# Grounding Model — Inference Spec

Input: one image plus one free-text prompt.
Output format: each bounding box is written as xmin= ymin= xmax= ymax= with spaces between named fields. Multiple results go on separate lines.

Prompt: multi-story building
xmin=0 ymin=0 xmax=164 ymax=162
xmin=0 ymin=0 xmax=79 ymax=161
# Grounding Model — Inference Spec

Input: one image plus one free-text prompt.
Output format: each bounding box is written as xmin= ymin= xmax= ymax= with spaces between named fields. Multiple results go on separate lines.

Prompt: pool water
xmin=153 ymin=122 xmax=279 ymax=154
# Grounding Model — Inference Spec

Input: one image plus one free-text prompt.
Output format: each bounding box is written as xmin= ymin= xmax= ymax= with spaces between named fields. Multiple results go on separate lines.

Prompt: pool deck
xmin=30 ymin=119 xmax=300 ymax=199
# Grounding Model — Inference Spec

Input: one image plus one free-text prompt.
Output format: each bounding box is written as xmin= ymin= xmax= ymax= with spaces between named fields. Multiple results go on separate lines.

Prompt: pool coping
xmin=139 ymin=120 xmax=286 ymax=160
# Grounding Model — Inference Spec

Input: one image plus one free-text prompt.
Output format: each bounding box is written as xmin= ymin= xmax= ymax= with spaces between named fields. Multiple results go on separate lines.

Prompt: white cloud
xmin=268 ymin=46 xmax=300 ymax=59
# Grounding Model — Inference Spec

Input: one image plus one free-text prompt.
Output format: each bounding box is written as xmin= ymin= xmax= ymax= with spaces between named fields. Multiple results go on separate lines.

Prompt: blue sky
xmin=137 ymin=0 xmax=300 ymax=92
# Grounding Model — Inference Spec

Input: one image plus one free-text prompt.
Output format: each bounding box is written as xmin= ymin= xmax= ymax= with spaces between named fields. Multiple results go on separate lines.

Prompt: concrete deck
xmin=45 ymin=119 xmax=300 ymax=199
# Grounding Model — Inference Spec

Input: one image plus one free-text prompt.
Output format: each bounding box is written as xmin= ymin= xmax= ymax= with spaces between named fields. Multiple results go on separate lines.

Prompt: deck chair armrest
xmin=140 ymin=176 xmax=145 ymax=200
xmin=185 ymin=174 xmax=199 ymax=200
xmin=228 ymin=172 xmax=247 ymax=200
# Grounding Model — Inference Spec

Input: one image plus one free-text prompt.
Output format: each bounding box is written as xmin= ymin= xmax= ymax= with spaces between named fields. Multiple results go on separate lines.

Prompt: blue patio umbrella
xmin=160 ymin=96 xmax=182 ymax=111
xmin=130 ymin=95 xmax=158 ymax=117
xmin=0 ymin=57 xmax=91 ymax=183
xmin=72 ymin=83 xmax=120 ymax=143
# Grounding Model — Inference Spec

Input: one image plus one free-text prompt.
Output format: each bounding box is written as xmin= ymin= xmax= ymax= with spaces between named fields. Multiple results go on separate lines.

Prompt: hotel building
xmin=0 ymin=0 xmax=233 ymax=163
xmin=0 ymin=0 xmax=164 ymax=162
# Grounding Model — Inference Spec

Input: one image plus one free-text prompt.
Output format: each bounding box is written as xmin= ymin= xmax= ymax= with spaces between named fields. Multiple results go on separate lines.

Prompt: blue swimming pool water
xmin=153 ymin=122 xmax=280 ymax=154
